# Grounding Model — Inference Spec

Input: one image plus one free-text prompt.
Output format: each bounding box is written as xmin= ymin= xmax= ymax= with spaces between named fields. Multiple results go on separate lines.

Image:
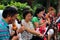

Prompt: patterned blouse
xmin=21 ymin=19 xmax=34 ymax=40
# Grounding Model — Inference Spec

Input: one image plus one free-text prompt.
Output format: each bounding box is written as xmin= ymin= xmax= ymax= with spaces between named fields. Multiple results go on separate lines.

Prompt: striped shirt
xmin=0 ymin=19 xmax=10 ymax=40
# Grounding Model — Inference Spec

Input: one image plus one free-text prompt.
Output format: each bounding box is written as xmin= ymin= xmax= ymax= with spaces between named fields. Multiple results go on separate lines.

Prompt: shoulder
xmin=0 ymin=19 xmax=6 ymax=31
xmin=29 ymin=21 xmax=33 ymax=25
xmin=32 ymin=17 xmax=38 ymax=19
xmin=32 ymin=17 xmax=38 ymax=21
xmin=32 ymin=17 xmax=39 ymax=23
xmin=0 ymin=19 xmax=4 ymax=27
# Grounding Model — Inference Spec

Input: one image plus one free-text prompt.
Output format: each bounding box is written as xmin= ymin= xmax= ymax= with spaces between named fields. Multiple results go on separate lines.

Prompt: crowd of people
xmin=0 ymin=6 xmax=60 ymax=40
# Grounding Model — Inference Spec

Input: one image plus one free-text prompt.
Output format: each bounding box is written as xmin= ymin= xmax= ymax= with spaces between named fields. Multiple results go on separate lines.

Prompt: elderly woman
xmin=21 ymin=10 xmax=43 ymax=40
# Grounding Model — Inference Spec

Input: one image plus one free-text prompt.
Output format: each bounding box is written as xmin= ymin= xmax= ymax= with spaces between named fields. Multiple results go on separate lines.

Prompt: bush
xmin=7 ymin=1 xmax=32 ymax=20
xmin=0 ymin=1 xmax=32 ymax=20
xmin=0 ymin=1 xmax=42 ymax=20
xmin=0 ymin=5 xmax=5 ymax=10
xmin=32 ymin=4 xmax=42 ymax=14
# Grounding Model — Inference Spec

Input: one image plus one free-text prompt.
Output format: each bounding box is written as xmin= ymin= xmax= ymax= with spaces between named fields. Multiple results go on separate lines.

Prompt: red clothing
xmin=35 ymin=19 xmax=47 ymax=40
xmin=36 ymin=19 xmax=46 ymax=34
xmin=39 ymin=26 xmax=46 ymax=34
xmin=57 ymin=23 xmax=60 ymax=32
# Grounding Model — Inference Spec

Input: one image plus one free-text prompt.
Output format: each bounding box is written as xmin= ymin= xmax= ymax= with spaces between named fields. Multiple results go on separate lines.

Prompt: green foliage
xmin=0 ymin=0 xmax=58 ymax=20
xmin=8 ymin=1 xmax=32 ymax=20
xmin=0 ymin=0 xmax=11 ymax=5
xmin=0 ymin=1 xmax=32 ymax=20
xmin=32 ymin=4 xmax=42 ymax=13
xmin=0 ymin=5 xmax=5 ymax=10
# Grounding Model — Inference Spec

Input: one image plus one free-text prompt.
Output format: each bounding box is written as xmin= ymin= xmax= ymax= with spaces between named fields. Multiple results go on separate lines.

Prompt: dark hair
xmin=23 ymin=8 xmax=30 ymax=11
xmin=23 ymin=10 xmax=33 ymax=19
xmin=2 ymin=6 xmax=18 ymax=18
xmin=34 ymin=6 xmax=45 ymax=17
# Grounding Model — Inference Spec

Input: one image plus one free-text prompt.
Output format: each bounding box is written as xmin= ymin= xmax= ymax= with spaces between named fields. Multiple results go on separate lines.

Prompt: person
xmin=46 ymin=7 xmax=56 ymax=24
xmin=46 ymin=7 xmax=57 ymax=40
xmin=0 ymin=6 xmax=18 ymax=40
xmin=56 ymin=12 xmax=60 ymax=23
xmin=21 ymin=10 xmax=43 ymax=40
xmin=31 ymin=6 xmax=47 ymax=40
xmin=9 ymin=18 xmax=25 ymax=40
xmin=56 ymin=12 xmax=60 ymax=32
xmin=32 ymin=6 xmax=45 ymax=28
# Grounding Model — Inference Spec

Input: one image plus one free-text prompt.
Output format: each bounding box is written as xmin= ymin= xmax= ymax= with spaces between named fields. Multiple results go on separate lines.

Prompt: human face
xmin=49 ymin=10 xmax=55 ymax=17
xmin=25 ymin=13 xmax=32 ymax=22
xmin=37 ymin=10 xmax=45 ymax=18
xmin=8 ymin=14 xmax=18 ymax=24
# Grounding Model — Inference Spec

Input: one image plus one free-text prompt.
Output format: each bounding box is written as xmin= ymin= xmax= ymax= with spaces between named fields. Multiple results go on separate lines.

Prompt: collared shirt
xmin=9 ymin=20 xmax=22 ymax=40
xmin=0 ymin=19 xmax=10 ymax=40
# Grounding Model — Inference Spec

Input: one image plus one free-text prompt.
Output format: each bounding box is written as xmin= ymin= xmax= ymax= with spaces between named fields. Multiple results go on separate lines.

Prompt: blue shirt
xmin=0 ymin=19 xmax=10 ymax=40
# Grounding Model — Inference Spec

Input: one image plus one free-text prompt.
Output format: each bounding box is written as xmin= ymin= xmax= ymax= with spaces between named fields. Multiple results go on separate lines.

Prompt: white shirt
xmin=9 ymin=20 xmax=22 ymax=40
xmin=47 ymin=29 xmax=54 ymax=35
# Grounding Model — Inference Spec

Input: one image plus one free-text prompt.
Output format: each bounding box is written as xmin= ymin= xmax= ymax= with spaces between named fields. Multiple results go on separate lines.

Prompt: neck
xmin=3 ymin=18 xmax=9 ymax=24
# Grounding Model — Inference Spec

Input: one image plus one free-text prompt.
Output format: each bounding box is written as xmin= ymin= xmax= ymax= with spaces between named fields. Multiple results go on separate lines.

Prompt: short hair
xmin=2 ymin=6 xmax=18 ymax=18
xmin=48 ymin=7 xmax=55 ymax=12
xmin=23 ymin=10 xmax=33 ymax=19
xmin=34 ymin=6 xmax=45 ymax=17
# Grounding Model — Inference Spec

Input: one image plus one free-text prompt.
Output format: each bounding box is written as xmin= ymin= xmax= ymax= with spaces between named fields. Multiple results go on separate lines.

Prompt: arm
xmin=39 ymin=20 xmax=46 ymax=26
xmin=32 ymin=17 xmax=40 ymax=28
xmin=25 ymin=27 xmax=43 ymax=37
xmin=48 ymin=34 xmax=51 ymax=40
xmin=34 ymin=22 xmax=39 ymax=28
xmin=45 ymin=13 xmax=50 ymax=24
xmin=47 ymin=29 xmax=54 ymax=40
xmin=17 ymin=25 xmax=25 ymax=33
xmin=12 ymin=36 xmax=18 ymax=40
xmin=39 ymin=19 xmax=49 ymax=26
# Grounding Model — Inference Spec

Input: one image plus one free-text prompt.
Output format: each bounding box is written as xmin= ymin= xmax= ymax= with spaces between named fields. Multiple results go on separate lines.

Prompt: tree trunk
xmin=46 ymin=0 xmax=50 ymax=9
